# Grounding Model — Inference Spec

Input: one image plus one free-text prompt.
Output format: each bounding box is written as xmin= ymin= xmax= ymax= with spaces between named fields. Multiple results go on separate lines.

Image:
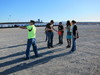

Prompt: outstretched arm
xmin=52 ymin=26 xmax=57 ymax=32
xmin=19 ymin=26 xmax=27 ymax=29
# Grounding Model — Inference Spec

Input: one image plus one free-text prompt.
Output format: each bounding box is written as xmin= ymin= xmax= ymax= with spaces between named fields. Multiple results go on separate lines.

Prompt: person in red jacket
xmin=57 ymin=22 xmax=64 ymax=45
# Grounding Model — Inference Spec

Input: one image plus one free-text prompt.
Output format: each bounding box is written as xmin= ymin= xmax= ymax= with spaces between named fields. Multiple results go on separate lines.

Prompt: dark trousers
xmin=59 ymin=34 xmax=63 ymax=44
xmin=47 ymin=31 xmax=54 ymax=47
xmin=45 ymin=31 xmax=48 ymax=41
xmin=26 ymin=38 xmax=38 ymax=59
xmin=71 ymin=38 xmax=76 ymax=51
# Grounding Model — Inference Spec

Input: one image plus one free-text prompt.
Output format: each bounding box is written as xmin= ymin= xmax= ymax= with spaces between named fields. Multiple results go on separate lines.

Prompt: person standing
xmin=46 ymin=20 xmax=57 ymax=48
xmin=20 ymin=20 xmax=39 ymax=60
xmin=49 ymin=20 xmax=56 ymax=47
xmin=71 ymin=20 xmax=79 ymax=51
xmin=66 ymin=20 xmax=72 ymax=48
xmin=57 ymin=22 xmax=64 ymax=45
xmin=46 ymin=23 xmax=53 ymax=48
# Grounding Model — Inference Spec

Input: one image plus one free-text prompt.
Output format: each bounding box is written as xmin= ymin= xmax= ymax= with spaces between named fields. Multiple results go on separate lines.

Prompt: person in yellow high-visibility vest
xmin=20 ymin=20 xmax=39 ymax=60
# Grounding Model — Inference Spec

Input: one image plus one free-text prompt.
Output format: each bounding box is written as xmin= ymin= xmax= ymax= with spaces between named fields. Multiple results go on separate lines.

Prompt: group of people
xmin=45 ymin=20 xmax=79 ymax=49
xmin=20 ymin=20 xmax=79 ymax=60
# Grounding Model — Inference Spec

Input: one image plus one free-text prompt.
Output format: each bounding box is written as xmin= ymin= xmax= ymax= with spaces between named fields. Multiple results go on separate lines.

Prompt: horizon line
xmin=0 ymin=21 xmax=100 ymax=23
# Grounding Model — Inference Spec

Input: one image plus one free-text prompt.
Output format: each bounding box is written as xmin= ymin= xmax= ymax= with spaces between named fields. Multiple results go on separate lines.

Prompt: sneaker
xmin=61 ymin=42 xmax=63 ymax=44
xmin=71 ymin=50 xmax=75 ymax=52
xmin=35 ymin=55 xmax=39 ymax=58
xmin=24 ymin=58 xmax=30 ymax=60
xmin=66 ymin=45 xmax=70 ymax=48
xmin=51 ymin=46 xmax=54 ymax=48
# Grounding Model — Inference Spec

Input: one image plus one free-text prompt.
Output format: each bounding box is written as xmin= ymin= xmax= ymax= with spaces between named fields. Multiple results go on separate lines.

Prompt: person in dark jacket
xmin=57 ymin=22 xmax=64 ymax=45
xmin=71 ymin=20 xmax=79 ymax=52
xmin=46 ymin=20 xmax=57 ymax=48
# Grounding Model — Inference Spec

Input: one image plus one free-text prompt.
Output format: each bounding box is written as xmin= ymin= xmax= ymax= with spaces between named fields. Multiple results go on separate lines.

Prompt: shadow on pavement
xmin=0 ymin=47 xmax=75 ymax=75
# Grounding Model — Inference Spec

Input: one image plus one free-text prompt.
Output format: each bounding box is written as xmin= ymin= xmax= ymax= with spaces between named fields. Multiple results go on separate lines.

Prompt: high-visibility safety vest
xmin=26 ymin=25 xmax=36 ymax=39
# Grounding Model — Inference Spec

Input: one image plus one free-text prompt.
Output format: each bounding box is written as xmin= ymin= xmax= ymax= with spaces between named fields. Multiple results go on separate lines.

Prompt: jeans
xmin=59 ymin=34 xmax=63 ymax=44
xmin=71 ymin=38 xmax=76 ymax=51
xmin=47 ymin=31 xmax=54 ymax=47
xmin=26 ymin=38 xmax=38 ymax=59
